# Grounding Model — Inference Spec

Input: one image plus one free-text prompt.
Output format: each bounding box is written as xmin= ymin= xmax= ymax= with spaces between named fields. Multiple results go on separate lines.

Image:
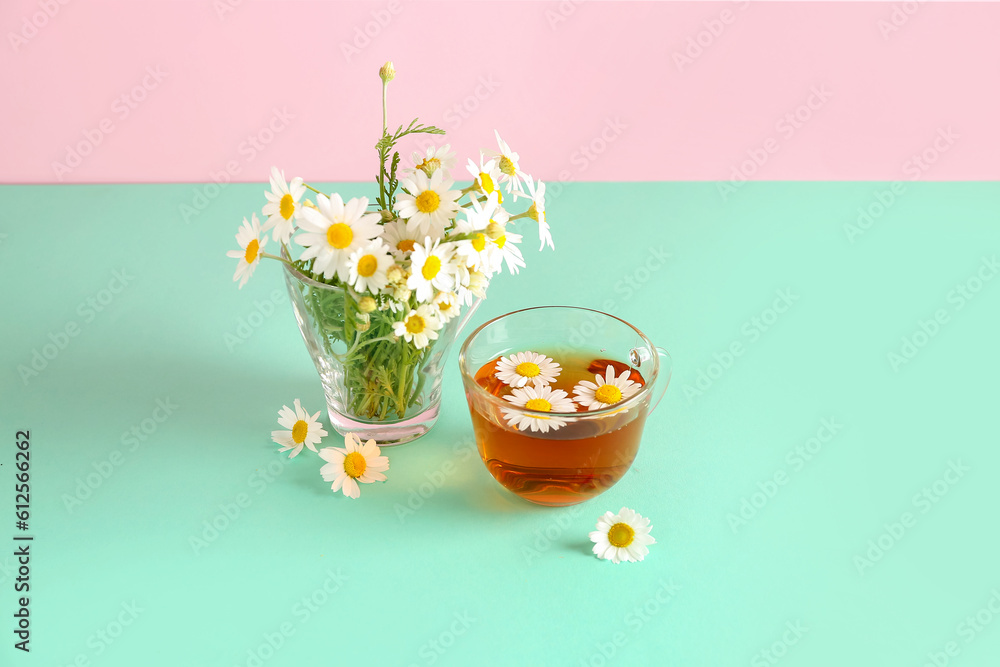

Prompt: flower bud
xmin=357 ymin=296 xmax=377 ymax=313
xmin=379 ymin=61 xmax=396 ymax=83
xmin=380 ymin=209 xmax=395 ymax=222
xmin=392 ymin=286 xmax=411 ymax=302
xmin=486 ymin=221 xmax=505 ymax=240
xmin=355 ymin=315 xmax=371 ymax=332
xmin=386 ymin=264 xmax=406 ymax=284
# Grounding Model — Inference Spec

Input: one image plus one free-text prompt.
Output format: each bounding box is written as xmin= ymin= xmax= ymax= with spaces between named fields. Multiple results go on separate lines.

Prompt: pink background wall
xmin=2 ymin=1 xmax=998 ymax=184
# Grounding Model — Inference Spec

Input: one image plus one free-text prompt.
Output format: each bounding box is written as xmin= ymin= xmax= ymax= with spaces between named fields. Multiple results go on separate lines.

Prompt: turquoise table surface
xmin=2 ymin=182 xmax=999 ymax=666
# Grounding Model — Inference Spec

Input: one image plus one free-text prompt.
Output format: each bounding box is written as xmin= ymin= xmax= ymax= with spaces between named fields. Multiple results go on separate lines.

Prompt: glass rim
xmin=458 ymin=305 xmax=660 ymax=417
xmin=280 ymin=245 xmax=348 ymax=292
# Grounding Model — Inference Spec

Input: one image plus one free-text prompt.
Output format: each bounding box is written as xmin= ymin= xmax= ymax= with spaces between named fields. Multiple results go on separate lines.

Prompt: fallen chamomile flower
xmin=226 ymin=213 xmax=267 ymax=289
xmin=319 ymin=433 xmax=389 ymax=499
xmin=271 ymin=399 xmax=328 ymax=458
xmin=573 ymin=365 xmax=641 ymax=411
xmin=502 ymin=385 xmax=576 ymax=433
xmin=589 ymin=507 xmax=655 ymax=564
xmin=495 ymin=351 xmax=561 ymax=388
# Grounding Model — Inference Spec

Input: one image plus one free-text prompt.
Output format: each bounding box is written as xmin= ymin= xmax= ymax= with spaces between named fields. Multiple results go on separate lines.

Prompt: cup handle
xmin=649 ymin=346 xmax=672 ymax=414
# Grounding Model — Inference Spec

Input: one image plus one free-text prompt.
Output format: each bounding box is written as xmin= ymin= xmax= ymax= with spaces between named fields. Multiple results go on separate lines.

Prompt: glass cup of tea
xmin=458 ymin=306 xmax=672 ymax=507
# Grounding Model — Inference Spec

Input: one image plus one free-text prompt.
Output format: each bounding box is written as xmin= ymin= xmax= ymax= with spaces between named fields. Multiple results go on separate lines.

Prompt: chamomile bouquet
xmin=227 ymin=62 xmax=553 ymax=422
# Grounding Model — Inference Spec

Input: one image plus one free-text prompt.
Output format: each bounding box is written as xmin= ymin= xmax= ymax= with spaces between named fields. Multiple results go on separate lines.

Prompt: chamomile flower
xmin=432 ymin=291 xmax=459 ymax=323
xmin=573 ymin=365 xmax=641 ymax=411
xmin=407 ymin=237 xmax=457 ymax=303
xmin=589 ymin=507 xmax=655 ymax=564
xmin=466 ymin=155 xmax=504 ymax=204
xmin=296 ymin=193 xmax=381 ymax=282
xmin=380 ymin=219 xmax=424 ymax=259
xmin=271 ymin=399 xmax=328 ymax=458
xmin=490 ymin=226 xmax=526 ymax=275
xmin=502 ymin=385 xmax=576 ymax=433
xmin=453 ymin=192 xmax=498 ymax=273
xmin=491 ymin=130 xmax=525 ymax=195
xmin=319 ymin=433 xmax=390 ymax=499
xmin=495 ymin=351 xmax=561 ymax=388
xmin=261 ymin=166 xmax=306 ymax=243
xmin=395 ymin=169 xmax=461 ymax=240
xmin=392 ymin=305 xmax=442 ymax=349
xmin=519 ymin=174 xmax=553 ymax=251
xmin=346 ymin=239 xmax=394 ymax=294
xmin=453 ymin=262 xmax=490 ymax=307
xmin=408 ymin=144 xmax=457 ymax=177
xmin=226 ymin=213 xmax=267 ymax=289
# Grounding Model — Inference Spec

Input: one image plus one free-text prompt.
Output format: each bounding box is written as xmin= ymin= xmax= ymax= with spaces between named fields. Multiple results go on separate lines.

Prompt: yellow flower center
xmin=405 ymin=314 xmax=426 ymax=334
xmin=415 ymin=190 xmax=441 ymax=214
xmin=595 ymin=385 xmax=623 ymax=405
xmin=357 ymin=254 xmax=378 ymax=277
xmin=421 ymin=255 xmax=441 ymax=280
xmin=291 ymin=419 xmax=308 ymax=444
xmin=396 ymin=239 xmax=415 ymax=253
xmin=418 ymin=157 xmax=441 ymax=174
xmin=244 ymin=239 xmax=260 ymax=264
xmin=528 ymin=203 xmax=539 ymax=221
xmin=279 ymin=193 xmax=295 ymax=220
xmin=327 ymin=223 xmax=353 ymax=249
xmin=515 ymin=361 xmax=541 ymax=378
xmin=471 ymin=233 xmax=486 ymax=252
xmin=478 ymin=172 xmax=495 ymax=194
xmin=607 ymin=522 xmax=635 ymax=548
xmin=495 ymin=235 xmax=507 ymax=249
xmin=343 ymin=451 xmax=367 ymax=478
xmin=498 ymin=155 xmax=516 ymax=176
xmin=524 ymin=398 xmax=552 ymax=412
xmin=439 ymin=301 xmax=452 ymax=312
